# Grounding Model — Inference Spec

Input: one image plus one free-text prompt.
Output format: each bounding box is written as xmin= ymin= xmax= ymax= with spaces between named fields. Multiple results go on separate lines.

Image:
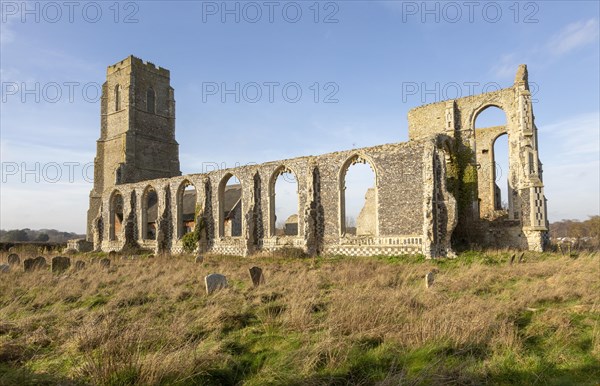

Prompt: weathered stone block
xmin=425 ymin=271 xmax=435 ymax=288
xmin=24 ymin=256 xmax=47 ymax=272
xmin=7 ymin=254 xmax=20 ymax=266
xmin=51 ymin=256 xmax=71 ymax=273
xmin=249 ymin=266 xmax=264 ymax=287
xmin=205 ymin=273 xmax=228 ymax=295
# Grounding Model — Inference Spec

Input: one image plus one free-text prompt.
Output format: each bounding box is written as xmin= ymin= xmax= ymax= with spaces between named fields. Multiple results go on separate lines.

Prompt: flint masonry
xmin=86 ymin=56 xmax=548 ymax=257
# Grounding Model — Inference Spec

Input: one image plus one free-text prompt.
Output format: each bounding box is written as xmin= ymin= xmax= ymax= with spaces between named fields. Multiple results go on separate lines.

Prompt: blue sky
xmin=1 ymin=0 xmax=599 ymax=233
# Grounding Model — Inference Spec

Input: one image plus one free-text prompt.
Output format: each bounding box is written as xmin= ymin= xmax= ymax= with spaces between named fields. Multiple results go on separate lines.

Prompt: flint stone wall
xmin=95 ymin=139 xmax=454 ymax=258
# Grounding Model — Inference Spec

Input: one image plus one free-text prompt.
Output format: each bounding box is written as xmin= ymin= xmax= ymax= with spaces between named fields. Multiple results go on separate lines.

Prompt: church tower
xmin=87 ymin=56 xmax=181 ymax=239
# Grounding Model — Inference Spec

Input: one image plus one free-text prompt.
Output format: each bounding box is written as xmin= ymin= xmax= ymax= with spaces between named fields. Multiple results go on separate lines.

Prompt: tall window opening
xmin=143 ymin=187 xmax=158 ymax=240
xmin=475 ymin=106 xmax=508 ymax=212
xmin=270 ymin=167 xmax=299 ymax=236
xmin=110 ymin=191 xmax=124 ymax=241
xmin=219 ymin=174 xmax=242 ymax=237
xmin=178 ymin=182 xmax=197 ymax=238
xmin=114 ymin=84 xmax=121 ymax=111
xmin=340 ymin=156 xmax=377 ymax=236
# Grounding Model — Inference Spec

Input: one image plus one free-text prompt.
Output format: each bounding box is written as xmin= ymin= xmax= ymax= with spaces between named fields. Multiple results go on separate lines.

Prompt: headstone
xmin=74 ymin=260 xmax=86 ymax=270
xmin=23 ymin=258 xmax=35 ymax=272
xmin=425 ymin=271 xmax=435 ymax=288
xmin=24 ymin=256 xmax=47 ymax=272
xmin=51 ymin=256 xmax=71 ymax=273
xmin=195 ymin=255 xmax=204 ymax=264
xmin=100 ymin=258 xmax=111 ymax=268
xmin=205 ymin=273 xmax=228 ymax=295
xmin=33 ymin=256 xmax=47 ymax=270
xmin=249 ymin=266 xmax=264 ymax=287
xmin=7 ymin=254 xmax=20 ymax=266
xmin=509 ymin=254 xmax=516 ymax=265
xmin=0 ymin=264 xmax=9 ymax=273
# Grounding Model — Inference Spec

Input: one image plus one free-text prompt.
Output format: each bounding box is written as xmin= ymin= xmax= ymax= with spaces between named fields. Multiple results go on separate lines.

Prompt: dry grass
xmin=0 ymin=250 xmax=598 ymax=385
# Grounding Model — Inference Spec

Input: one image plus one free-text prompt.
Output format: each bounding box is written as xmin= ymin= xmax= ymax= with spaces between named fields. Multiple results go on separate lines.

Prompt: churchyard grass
xmin=0 ymin=250 xmax=598 ymax=385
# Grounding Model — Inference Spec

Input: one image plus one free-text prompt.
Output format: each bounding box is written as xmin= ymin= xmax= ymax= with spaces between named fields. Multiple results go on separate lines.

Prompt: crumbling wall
xmin=97 ymin=140 xmax=447 ymax=257
xmin=406 ymin=64 xmax=548 ymax=251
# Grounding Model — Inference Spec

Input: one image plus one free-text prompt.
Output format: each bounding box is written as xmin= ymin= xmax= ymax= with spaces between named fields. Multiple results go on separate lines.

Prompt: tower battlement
xmin=107 ymin=55 xmax=170 ymax=77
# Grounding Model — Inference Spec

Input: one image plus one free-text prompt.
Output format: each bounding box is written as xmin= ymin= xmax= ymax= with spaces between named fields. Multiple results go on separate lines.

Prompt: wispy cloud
xmin=547 ymin=18 xmax=600 ymax=56
xmin=491 ymin=53 xmax=521 ymax=79
xmin=491 ymin=18 xmax=600 ymax=78
xmin=540 ymin=111 xmax=600 ymax=158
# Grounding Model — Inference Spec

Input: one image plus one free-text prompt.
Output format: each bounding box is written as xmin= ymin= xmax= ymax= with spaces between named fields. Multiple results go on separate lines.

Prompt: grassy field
xmin=0 ymin=250 xmax=598 ymax=385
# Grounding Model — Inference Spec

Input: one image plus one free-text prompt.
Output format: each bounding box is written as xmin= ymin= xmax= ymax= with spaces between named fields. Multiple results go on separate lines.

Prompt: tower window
xmin=115 ymin=164 xmax=123 ymax=184
xmin=147 ymin=88 xmax=155 ymax=114
xmin=114 ymin=84 xmax=121 ymax=111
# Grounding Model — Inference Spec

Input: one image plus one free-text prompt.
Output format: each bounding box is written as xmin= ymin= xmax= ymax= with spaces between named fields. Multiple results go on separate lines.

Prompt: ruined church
xmin=86 ymin=56 xmax=548 ymax=258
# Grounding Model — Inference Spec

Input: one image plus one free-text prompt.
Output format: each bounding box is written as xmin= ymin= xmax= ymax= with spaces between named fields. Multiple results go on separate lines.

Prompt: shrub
xmin=181 ymin=232 xmax=198 ymax=254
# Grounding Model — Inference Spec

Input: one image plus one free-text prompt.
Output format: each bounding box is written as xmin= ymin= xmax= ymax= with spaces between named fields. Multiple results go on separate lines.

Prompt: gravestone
xmin=7 ymin=254 xmax=20 ymax=266
xmin=205 ymin=273 xmax=228 ymax=295
xmin=425 ymin=271 xmax=435 ymax=288
xmin=0 ymin=264 xmax=9 ymax=273
xmin=100 ymin=258 xmax=111 ymax=268
xmin=51 ymin=256 xmax=71 ymax=273
xmin=23 ymin=258 xmax=35 ymax=272
xmin=24 ymin=256 xmax=47 ymax=272
xmin=74 ymin=260 xmax=86 ymax=270
xmin=195 ymin=255 xmax=204 ymax=264
xmin=34 ymin=256 xmax=47 ymax=270
xmin=249 ymin=266 xmax=264 ymax=287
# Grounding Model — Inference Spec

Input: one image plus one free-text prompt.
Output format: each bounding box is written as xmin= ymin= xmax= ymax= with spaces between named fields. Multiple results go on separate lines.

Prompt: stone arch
xmin=141 ymin=185 xmax=158 ymax=240
xmin=472 ymin=105 xmax=511 ymax=218
xmin=109 ymin=190 xmax=124 ymax=241
xmin=218 ymin=173 xmax=243 ymax=237
xmin=268 ymin=165 xmax=300 ymax=237
xmin=147 ymin=88 xmax=155 ymax=114
xmin=176 ymin=180 xmax=198 ymax=239
xmin=338 ymin=154 xmax=378 ymax=237
xmin=470 ymin=102 xmax=508 ymax=132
